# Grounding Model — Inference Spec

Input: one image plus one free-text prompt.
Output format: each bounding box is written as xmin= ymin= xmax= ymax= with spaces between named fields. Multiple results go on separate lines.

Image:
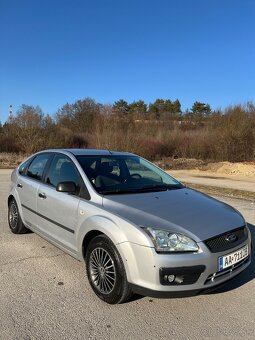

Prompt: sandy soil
xmin=168 ymin=169 xmax=255 ymax=193
xmin=156 ymin=158 xmax=255 ymax=177
xmin=201 ymin=162 xmax=255 ymax=177
xmin=158 ymin=158 xmax=255 ymax=194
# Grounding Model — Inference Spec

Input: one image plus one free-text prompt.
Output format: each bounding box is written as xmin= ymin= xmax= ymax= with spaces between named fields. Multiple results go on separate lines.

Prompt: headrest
xmin=100 ymin=162 xmax=113 ymax=174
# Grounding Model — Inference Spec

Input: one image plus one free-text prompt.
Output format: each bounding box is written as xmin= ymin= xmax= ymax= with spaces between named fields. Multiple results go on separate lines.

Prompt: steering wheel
xmin=130 ymin=173 xmax=142 ymax=179
xmin=122 ymin=173 xmax=142 ymax=183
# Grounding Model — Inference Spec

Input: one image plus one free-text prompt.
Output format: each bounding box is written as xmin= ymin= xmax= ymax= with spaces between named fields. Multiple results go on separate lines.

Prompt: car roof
xmin=42 ymin=149 xmax=136 ymax=156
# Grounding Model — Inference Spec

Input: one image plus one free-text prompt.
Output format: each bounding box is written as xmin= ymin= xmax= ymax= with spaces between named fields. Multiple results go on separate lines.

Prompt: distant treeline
xmin=0 ymin=98 xmax=255 ymax=162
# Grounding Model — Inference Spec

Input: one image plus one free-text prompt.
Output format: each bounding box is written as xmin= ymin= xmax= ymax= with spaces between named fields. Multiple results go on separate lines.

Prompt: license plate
xmin=219 ymin=245 xmax=249 ymax=271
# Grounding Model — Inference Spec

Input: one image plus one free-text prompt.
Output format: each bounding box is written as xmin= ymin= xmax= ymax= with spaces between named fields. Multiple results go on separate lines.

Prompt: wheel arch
xmin=8 ymin=190 xmax=26 ymax=228
xmin=77 ymin=215 xmax=129 ymax=259
xmin=77 ymin=215 xmax=153 ymax=286
xmin=8 ymin=194 xmax=15 ymax=206
xmin=82 ymin=230 xmax=103 ymax=259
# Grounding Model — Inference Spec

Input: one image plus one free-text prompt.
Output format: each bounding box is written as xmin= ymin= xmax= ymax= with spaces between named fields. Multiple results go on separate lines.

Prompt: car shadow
xmin=207 ymin=223 xmax=255 ymax=295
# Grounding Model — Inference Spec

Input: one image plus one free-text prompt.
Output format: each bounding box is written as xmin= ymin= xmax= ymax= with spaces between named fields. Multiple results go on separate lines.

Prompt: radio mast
xmin=8 ymin=104 xmax=13 ymax=122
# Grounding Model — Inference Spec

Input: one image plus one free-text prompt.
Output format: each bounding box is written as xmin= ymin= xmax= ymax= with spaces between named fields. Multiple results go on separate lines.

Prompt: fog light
xmin=160 ymin=266 xmax=206 ymax=286
xmin=168 ymin=275 xmax=175 ymax=282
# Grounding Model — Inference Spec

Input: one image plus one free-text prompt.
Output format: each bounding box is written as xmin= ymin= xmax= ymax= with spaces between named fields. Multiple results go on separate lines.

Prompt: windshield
xmin=76 ymin=155 xmax=184 ymax=195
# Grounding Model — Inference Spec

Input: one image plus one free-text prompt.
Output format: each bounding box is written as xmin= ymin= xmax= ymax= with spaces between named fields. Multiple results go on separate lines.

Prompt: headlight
xmin=143 ymin=227 xmax=199 ymax=253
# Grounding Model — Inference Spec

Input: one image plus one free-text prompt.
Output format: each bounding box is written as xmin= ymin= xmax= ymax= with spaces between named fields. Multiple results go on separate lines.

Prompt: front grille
xmin=205 ymin=226 xmax=248 ymax=253
xmin=204 ymin=256 xmax=250 ymax=285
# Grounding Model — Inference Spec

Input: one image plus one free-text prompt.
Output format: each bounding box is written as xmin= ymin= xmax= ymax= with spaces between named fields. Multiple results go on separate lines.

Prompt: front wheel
xmin=8 ymin=198 xmax=28 ymax=234
xmin=85 ymin=235 xmax=132 ymax=304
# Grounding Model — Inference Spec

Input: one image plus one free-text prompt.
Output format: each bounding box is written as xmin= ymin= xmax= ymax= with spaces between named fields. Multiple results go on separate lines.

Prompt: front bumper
xmin=116 ymin=230 xmax=252 ymax=297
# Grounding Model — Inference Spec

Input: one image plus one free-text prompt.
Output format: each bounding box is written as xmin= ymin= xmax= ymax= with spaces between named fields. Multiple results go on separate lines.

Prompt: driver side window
xmin=46 ymin=154 xmax=81 ymax=190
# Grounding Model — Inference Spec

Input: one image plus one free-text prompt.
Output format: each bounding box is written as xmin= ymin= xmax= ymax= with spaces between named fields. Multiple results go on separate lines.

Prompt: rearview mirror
xmin=56 ymin=181 xmax=77 ymax=193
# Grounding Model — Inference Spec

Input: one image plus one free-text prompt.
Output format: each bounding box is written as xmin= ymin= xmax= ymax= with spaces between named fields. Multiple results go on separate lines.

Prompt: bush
xmin=1 ymin=101 xmax=254 ymax=163
xmin=135 ymin=138 xmax=167 ymax=160
xmin=0 ymin=135 xmax=20 ymax=153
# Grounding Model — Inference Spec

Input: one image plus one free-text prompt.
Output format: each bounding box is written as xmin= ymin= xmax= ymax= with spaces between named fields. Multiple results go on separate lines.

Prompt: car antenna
xmin=107 ymin=149 xmax=113 ymax=155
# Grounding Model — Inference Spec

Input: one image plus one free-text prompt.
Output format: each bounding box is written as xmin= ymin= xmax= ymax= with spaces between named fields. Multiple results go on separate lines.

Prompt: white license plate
xmin=219 ymin=245 xmax=249 ymax=271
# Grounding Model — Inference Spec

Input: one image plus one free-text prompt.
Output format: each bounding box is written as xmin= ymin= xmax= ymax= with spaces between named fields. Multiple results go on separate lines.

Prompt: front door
xmin=36 ymin=154 xmax=81 ymax=255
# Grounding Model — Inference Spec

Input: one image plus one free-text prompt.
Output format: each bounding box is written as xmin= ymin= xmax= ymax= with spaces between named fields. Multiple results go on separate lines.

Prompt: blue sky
xmin=0 ymin=0 xmax=254 ymax=122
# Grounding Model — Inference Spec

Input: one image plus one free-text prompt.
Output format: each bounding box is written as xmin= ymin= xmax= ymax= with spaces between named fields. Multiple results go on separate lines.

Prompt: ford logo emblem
xmin=225 ymin=234 xmax=237 ymax=243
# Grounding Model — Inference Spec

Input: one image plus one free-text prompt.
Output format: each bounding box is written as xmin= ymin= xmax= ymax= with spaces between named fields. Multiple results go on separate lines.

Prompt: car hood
xmin=102 ymin=188 xmax=245 ymax=241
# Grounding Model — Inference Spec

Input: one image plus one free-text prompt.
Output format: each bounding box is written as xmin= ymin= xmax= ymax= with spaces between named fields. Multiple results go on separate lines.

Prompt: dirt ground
xmin=200 ymin=161 xmax=255 ymax=177
xmin=156 ymin=158 xmax=255 ymax=177
xmin=168 ymin=170 xmax=255 ymax=197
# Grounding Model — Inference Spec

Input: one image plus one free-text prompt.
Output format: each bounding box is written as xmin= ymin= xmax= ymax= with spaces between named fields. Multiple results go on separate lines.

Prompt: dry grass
xmin=155 ymin=157 xmax=208 ymax=170
xmin=0 ymin=153 xmax=26 ymax=169
xmin=185 ymin=183 xmax=255 ymax=202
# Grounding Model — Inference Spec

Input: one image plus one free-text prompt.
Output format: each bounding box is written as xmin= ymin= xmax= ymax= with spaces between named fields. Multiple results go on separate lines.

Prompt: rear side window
xmin=26 ymin=154 xmax=51 ymax=181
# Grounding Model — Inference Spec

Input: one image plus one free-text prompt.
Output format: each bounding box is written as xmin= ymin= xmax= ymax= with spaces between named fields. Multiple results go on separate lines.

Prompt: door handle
xmin=17 ymin=183 xmax=23 ymax=188
xmin=38 ymin=192 xmax=47 ymax=199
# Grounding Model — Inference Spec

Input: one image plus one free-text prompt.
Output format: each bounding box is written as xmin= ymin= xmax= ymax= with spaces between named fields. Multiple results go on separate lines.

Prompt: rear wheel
xmin=85 ymin=235 xmax=132 ymax=304
xmin=8 ymin=198 xmax=28 ymax=234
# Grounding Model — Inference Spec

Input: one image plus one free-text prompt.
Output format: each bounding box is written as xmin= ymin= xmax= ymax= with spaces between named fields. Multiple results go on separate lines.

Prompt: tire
xmin=85 ymin=235 xmax=132 ymax=304
xmin=8 ymin=198 xmax=28 ymax=234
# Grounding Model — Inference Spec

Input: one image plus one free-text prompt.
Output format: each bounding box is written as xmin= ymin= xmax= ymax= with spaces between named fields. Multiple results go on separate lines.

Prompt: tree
xmin=218 ymin=104 xmax=255 ymax=161
xmin=149 ymin=99 xmax=181 ymax=120
xmin=164 ymin=99 xmax=172 ymax=112
xmin=56 ymin=98 xmax=100 ymax=132
xmin=14 ymin=105 xmax=44 ymax=129
xmin=171 ymin=99 xmax=181 ymax=115
xmin=148 ymin=99 xmax=165 ymax=120
xmin=10 ymin=105 xmax=45 ymax=153
xmin=129 ymin=100 xmax=147 ymax=119
xmin=190 ymin=101 xmax=212 ymax=119
xmin=99 ymin=104 xmax=113 ymax=116
xmin=56 ymin=103 xmax=75 ymax=126
xmin=162 ymin=99 xmax=181 ymax=119
xmin=72 ymin=98 xmax=100 ymax=132
xmin=0 ymin=120 xmax=20 ymax=152
xmin=112 ymin=99 xmax=130 ymax=116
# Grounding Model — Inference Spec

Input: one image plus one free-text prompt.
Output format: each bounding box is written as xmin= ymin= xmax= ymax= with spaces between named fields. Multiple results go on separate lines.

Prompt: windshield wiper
xmin=98 ymin=188 xmax=139 ymax=195
xmin=138 ymin=184 xmax=168 ymax=192
xmin=98 ymin=184 xmax=183 ymax=195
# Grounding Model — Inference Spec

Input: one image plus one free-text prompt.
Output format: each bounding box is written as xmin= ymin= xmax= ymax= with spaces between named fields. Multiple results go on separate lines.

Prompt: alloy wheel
xmin=9 ymin=203 xmax=18 ymax=230
xmin=89 ymin=247 xmax=116 ymax=294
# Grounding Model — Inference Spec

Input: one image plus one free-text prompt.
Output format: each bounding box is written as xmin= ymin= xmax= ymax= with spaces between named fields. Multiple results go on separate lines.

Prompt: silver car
xmin=8 ymin=149 xmax=252 ymax=304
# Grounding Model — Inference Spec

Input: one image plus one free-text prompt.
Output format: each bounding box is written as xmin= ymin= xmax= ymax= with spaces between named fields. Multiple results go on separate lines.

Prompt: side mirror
xmin=56 ymin=181 xmax=77 ymax=193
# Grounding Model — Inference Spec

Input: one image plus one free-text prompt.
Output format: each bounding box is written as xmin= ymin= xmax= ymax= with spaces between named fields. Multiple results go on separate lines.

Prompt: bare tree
xmin=10 ymin=105 xmax=45 ymax=153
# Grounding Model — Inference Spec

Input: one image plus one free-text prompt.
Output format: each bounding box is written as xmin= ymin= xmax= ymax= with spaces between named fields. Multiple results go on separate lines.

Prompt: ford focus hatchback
xmin=8 ymin=149 xmax=252 ymax=304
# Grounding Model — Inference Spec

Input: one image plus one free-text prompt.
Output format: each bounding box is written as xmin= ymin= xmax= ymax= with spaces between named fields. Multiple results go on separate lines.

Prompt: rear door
xmin=36 ymin=153 xmax=82 ymax=255
xmin=17 ymin=153 xmax=52 ymax=228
